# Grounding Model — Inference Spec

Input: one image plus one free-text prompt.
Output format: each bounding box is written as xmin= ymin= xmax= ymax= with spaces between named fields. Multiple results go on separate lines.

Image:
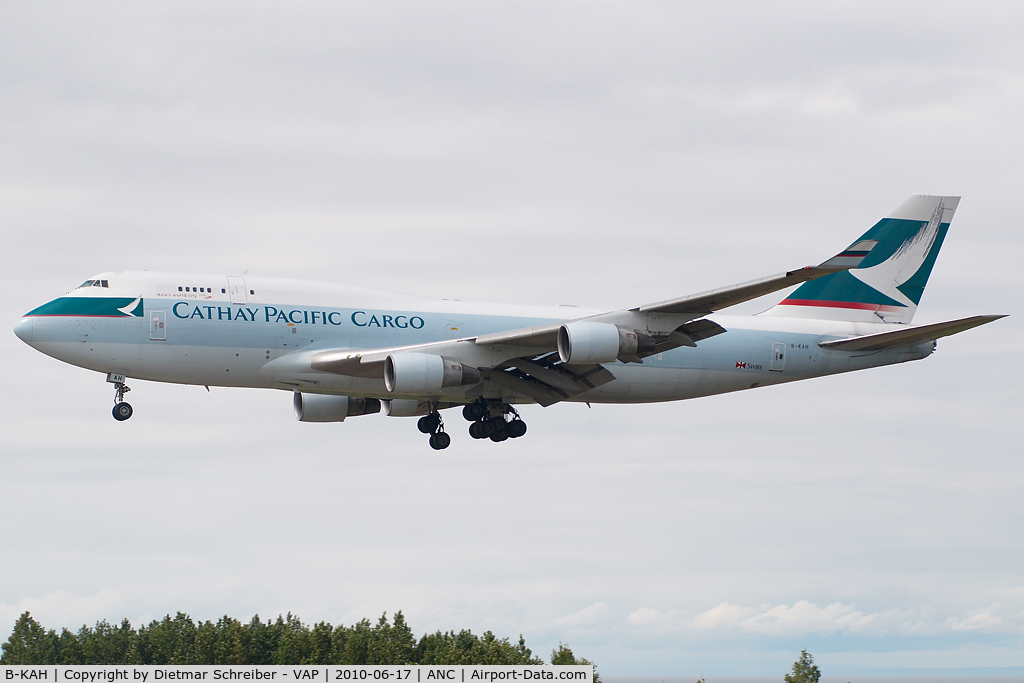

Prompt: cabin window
xmin=221 ymin=288 xmax=226 ymax=293
xmin=178 ymin=287 xmax=183 ymax=291
xmin=250 ymin=289 xmax=254 ymax=295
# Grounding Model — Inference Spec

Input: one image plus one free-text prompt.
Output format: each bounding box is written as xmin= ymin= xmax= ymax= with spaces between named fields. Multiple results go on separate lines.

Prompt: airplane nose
xmin=13 ymin=317 xmax=34 ymax=344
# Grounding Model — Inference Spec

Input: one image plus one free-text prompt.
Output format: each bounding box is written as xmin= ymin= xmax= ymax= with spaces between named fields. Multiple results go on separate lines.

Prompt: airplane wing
xmin=306 ymin=244 xmax=875 ymax=404
xmin=637 ymin=266 xmax=848 ymax=316
xmin=817 ymin=315 xmax=1006 ymax=352
xmin=474 ymin=252 xmax=867 ymax=347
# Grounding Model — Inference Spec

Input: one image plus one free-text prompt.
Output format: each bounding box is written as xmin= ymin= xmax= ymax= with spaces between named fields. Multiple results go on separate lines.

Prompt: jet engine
xmin=557 ymin=321 xmax=655 ymax=364
xmin=382 ymin=398 xmax=425 ymax=417
xmin=293 ymin=393 xmax=381 ymax=422
xmin=384 ymin=353 xmax=480 ymax=394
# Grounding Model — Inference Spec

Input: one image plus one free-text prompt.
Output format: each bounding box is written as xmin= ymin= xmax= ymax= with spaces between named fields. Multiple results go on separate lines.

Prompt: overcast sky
xmin=1 ymin=1 xmax=1022 ymax=677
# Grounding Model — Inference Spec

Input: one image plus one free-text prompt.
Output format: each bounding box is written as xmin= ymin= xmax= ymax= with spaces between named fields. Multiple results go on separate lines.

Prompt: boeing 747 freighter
xmin=13 ymin=195 xmax=1004 ymax=448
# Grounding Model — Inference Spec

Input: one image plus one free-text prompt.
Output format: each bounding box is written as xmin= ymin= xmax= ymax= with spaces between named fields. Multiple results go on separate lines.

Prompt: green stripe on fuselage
xmin=26 ymin=297 xmax=144 ymax=317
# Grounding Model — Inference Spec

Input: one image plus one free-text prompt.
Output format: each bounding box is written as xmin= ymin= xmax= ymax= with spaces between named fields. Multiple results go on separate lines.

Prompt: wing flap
xmin=818 ymin=315 xmax=1006 ymax=352
xmin=482 ymin=359 xmax=616 ymax=406
xmin=480 ymin=369 xmax=563 ymax=407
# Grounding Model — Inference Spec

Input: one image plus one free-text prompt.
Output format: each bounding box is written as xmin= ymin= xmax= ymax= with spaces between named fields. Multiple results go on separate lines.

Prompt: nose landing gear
xmin=110 ymin=378 xmax=133 ymax=421
xmin=418 ymin=407 xmax=451 ymax=450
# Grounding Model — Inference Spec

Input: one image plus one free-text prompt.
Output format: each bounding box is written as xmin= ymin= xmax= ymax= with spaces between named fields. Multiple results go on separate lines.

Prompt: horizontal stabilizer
xmin=818 ymin=315 xmax=1005 ymax=352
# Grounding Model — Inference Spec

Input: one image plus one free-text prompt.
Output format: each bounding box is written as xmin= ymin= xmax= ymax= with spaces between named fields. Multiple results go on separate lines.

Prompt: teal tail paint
xmin=764 ymin=195 xmax=958 ymax=324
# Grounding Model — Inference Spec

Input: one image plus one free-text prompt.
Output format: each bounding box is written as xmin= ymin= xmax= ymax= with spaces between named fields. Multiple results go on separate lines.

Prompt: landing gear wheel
xmin=469 ymin=422 xmax=483 ymax=439
xmin=418 ymin=414 xmax=440 ymax=434
xmin=508 ymin=419 xmax=527 ymax=438
xmin=112 ymin=402 xmax=133 ymax=421
xmin=463 ymin=403 xmax=486 ymax=421
xmin=480 ymin=419 xmax=497 ymax=437
xmin=429 ymin=432 xmax=451 ymax=450
xmin=489 ymin=421 xmax=510 ymax=442
xmin=110 ymin=379 xmax=132 ymax=419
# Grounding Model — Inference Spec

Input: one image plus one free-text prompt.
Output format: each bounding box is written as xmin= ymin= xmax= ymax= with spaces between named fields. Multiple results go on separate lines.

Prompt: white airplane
xmin=13 ymin=195 xmax=1004 ymax=449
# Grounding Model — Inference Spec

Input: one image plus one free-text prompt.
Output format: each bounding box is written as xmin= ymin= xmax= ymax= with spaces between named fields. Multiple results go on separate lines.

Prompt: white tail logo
xmin=849 ymin=199 xmax=946 ymax=309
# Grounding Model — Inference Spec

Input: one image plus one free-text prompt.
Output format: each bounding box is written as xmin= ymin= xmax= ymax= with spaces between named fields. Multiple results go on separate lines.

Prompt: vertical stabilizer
xmin=763 ymin=195 xmax=958 ymax=324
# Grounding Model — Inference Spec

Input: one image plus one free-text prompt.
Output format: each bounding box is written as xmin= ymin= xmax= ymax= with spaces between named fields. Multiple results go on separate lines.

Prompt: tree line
xmin=1 ymin=611 xmax=595 ymax=677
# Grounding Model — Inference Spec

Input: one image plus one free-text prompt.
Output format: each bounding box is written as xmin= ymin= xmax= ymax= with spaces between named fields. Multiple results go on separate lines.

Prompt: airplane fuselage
xmin=14 ymin=270 xmax=932 ymax=407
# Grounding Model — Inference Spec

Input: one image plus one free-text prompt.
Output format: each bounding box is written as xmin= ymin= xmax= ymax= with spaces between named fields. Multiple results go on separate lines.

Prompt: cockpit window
xmin=78 ymin=280 xmax=96 ymax=289
xmin=76 ymin=279 xmax=109 ymax=289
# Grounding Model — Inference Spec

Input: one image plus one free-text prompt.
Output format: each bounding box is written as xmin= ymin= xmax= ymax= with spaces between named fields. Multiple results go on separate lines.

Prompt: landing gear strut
xmin=464 ymin=400 xmax=527 ymax=442
xmin=111 ymin=379 xmax=133 ymax=421
xmin=418 ymin=405 xmax=451 ymax=450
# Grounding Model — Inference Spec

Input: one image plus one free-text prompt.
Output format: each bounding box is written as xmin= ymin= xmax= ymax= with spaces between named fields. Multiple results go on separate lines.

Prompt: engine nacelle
xmin=293 ymin=393 xmax=381 ymax=422
xmin=557 ymin=322 xmax=654 ymax=364
xmin=384 ymin=353 xmax=480 ymax=394
xmin=382 ymin=400 xmax=461 ymax=417
xmin=382 ymin=398 xmax=425 ymax=416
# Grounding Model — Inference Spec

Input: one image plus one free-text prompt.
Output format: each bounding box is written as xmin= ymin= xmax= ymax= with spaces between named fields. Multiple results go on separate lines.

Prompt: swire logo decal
xmin=736 ymin=362 xmax=746 ymax=369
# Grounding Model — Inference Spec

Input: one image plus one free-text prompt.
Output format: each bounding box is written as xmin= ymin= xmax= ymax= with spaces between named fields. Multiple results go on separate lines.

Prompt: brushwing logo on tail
xmin=766 ymin=195 xmax=958 ymax=324
xmin=849 ymin=199 xmax=948 ymax=308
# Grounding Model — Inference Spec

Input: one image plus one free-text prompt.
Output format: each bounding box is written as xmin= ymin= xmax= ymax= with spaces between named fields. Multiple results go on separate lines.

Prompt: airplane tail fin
xmin=763 ymin=195 xmax=959 ymax=324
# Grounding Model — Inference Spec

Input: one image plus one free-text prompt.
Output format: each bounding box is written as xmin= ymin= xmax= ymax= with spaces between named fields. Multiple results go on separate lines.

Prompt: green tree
xmin=366 ymin=612 xmax=417 ymax=664
xmin=550 ymin=643 xmax=600 ymax=683
xmin=416 ymin=629 xmax=541 ymax=665
xmin=79 ymin=619 xmax=136 ymax=664
xmin=0 ymin=612 xmax=58 ymax=664
xmin=3 ymin=610 xmax=593 ymax=670
xmin=308 ymin=621 xmax=334 ymax=664
xmin=58 ymin=627 xmax=85 ymax=664
xmin=784 ymin=649 xmax=821 ymax=683
xmin=135 ymin=612 xmax=200 ymax=664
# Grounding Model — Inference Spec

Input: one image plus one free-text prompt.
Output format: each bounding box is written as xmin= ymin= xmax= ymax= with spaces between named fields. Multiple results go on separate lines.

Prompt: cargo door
xmin=150 ymin=310 xmax=166 ymax=341
xmin=770 ymin=342 xmax=786 ymax=372
xmin=226 ymin=276 xmax=247 ymax=304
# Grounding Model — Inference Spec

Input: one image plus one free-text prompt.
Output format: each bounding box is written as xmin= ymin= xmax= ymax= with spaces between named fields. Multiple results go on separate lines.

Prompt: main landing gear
xmin=111 ymin=379 xmax=133 ymax=421
xmin=414 ymin=401 xmax=528 ymax=449
xmin=418 ymin=407 xmax=451 ymax=450
xmin=464 ymin=400 xmax=527 ymax=443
